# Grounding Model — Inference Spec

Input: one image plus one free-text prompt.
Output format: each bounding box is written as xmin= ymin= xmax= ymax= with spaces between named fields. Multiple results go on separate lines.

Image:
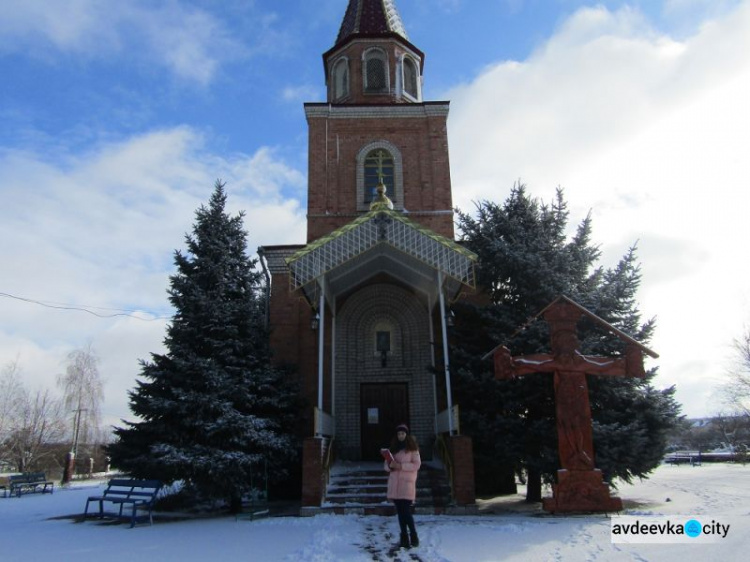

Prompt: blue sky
xmin=1 ymin=0 xmax=749 ymax=427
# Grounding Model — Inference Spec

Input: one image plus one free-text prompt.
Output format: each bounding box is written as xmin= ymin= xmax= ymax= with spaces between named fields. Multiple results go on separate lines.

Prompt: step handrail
xmin=433 ymin=433 xmax=454 ymax=501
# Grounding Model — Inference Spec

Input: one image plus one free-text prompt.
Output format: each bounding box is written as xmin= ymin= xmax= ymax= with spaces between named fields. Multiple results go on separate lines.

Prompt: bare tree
xmin=9 ymin=388 xmax=67 ymax=471
xmin=1 ymin=360 xmax=67 ymax=472
xmin=0 ymin=360 xmax=25 ymax=468
xmin=713 ymin=411 xmax=750 ymax=452
xmin=0 ymin=359 xmax=23 ymax=436
xmin=57 ymin=343 xmax=105 ymax=456
xmin=722 ymin=328 xmax=750 ymax=417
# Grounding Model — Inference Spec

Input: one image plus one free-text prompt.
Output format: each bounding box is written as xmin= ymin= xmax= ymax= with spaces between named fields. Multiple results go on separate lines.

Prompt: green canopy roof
xmin=286 ymin=208 xmax=476 ymax=303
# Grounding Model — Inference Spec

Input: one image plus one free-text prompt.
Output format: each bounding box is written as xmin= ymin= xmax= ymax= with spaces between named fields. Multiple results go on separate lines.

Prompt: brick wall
xmin=306 ymin=104 xmax=454 ymax=242
xmin=448 ymin=435 xmax=476 ymax=506
xmin=267 ymin=270 xmax=320 ymax=430
xmin=301 ymin=436 xmax=331 ymax=507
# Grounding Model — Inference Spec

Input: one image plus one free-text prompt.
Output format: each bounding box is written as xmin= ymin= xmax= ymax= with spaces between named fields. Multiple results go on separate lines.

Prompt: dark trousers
xmin=393 ymin=499 xmax=416 ymax=535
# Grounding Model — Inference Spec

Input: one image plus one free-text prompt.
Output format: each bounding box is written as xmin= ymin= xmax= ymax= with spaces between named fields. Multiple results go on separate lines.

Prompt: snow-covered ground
xmin=1 ymin=463 xmax=748 ymax=561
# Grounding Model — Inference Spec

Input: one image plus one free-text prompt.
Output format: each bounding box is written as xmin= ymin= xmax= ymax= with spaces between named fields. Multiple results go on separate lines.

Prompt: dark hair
xmin=390 ymin=433 xmax=419 ymax=452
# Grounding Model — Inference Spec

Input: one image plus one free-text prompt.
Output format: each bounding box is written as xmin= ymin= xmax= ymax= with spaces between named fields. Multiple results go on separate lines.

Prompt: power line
xmin=0 ymin=291 xmax=172 ymax=321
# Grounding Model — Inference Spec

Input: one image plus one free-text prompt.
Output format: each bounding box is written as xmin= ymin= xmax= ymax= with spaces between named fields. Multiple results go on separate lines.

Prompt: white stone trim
xmin=382 ymin=0 xmax=409 ymax=39
xmin=305 ymin=103 xmax=450 ymax=120
xmin=331 ymin=56 xmax=350 ymax=101
xmin=326 ymin=38 xmax=422 ymax=68
xmin=401 ymin=54 xmax=421 ymax=102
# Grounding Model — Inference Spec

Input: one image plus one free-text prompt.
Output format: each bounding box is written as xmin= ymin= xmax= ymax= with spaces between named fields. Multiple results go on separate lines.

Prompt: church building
xmin=259 ymin=0 xmax=477 ymax=509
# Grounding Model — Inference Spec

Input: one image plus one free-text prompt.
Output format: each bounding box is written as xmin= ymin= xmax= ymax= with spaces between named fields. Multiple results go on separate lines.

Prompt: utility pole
xmin=62 ymin=406 xmax=87 ymax=485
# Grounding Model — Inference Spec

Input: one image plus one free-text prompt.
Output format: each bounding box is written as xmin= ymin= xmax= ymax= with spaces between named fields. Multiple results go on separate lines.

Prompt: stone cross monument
xmin=490 ymin=296 xmax=657 ymax=513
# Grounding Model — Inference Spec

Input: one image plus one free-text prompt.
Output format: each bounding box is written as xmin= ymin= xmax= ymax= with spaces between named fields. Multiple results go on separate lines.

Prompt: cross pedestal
xmin=543 ymin=468 xmax=623 ymax=513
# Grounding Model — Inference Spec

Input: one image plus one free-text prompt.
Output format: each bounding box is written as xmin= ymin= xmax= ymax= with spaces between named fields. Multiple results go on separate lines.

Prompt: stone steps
xmin=301 ymin=461 xmax=464 ymax=516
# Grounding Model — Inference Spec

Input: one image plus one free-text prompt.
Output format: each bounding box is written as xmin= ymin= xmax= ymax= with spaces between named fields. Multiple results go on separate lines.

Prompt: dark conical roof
xmin=336 ymin=0 xmax=408 ymax=45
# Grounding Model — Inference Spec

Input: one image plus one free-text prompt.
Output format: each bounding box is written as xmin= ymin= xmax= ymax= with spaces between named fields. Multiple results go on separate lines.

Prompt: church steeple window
xmin=363 ymin=48 xmax=389 ymax=93
xmin=332 ymin=57 xmax=349 ymax=101
xmin=364 ymin=149 xmax=395 ymax=204
xmin=402 ymin=56 xmax=419 ymax=100
xmin=356 ymin=140 xmax=404 ymax=211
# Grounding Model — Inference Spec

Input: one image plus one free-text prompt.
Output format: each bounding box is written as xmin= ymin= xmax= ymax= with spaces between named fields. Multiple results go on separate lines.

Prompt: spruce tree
xmin=453 ymin=185 xmax=681 ymax=499
xmin=109 ymin=181 xmax=299 ymax=512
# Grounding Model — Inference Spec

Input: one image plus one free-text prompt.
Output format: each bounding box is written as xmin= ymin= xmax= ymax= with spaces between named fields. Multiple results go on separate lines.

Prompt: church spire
xmin=335 ymin=0 xmax=409 ymax=47
xmin=324 ymin=0 xmax=423 ymax=105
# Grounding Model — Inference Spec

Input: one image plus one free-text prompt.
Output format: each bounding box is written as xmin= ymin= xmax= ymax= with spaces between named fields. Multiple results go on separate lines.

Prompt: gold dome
xmin=369 ymin=181 xmax=394 ymax=211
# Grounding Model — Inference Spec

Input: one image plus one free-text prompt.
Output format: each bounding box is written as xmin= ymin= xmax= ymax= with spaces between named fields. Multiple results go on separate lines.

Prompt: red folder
xmin=380 ymin=448 xmax=395 ymax=464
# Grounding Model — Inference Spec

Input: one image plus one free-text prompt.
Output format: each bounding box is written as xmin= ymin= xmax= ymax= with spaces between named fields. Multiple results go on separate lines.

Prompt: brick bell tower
xmin=305 ymin=0 xmax=454 ymax=241
xmin=260 ymin=0 xmax=477 ymax=508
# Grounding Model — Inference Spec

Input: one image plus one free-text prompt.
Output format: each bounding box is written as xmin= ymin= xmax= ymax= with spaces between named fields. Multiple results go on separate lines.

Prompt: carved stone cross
xmin=490 ymin=296 xmax=656 ymax=513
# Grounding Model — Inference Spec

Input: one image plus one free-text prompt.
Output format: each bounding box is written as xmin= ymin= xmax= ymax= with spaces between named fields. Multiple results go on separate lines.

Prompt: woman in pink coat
xmin=384 ymin=423 xmax=421 ymax=549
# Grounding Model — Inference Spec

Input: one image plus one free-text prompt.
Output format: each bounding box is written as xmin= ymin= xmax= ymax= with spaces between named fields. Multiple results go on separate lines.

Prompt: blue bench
xmin=84 ymin=478 xmax=162 ymax=528
xmin=665 ymin=452 xmax=701 ymax=466
xmin=8 ymin=473 xmax=54 ymax=497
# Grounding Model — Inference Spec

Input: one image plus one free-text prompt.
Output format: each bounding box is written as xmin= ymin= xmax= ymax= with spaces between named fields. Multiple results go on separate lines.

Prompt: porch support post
xmin=437 ymin=273 xmax=454 ymax=434
xmin=331 ymin=301 xmax=336 ymax=417
xmin=317 ymin=277 xmax=326 ymax=412
xmin=428 ymin=296 xmax=438 ymax=434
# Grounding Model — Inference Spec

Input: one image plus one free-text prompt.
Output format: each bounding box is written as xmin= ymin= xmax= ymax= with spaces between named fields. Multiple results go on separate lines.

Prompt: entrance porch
xmin=284 ymin=205 xmax=478 ymax=509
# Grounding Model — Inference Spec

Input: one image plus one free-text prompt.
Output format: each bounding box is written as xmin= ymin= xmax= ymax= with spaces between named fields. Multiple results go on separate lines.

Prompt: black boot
xmin=399 ymin=532 xmax=410 ymax=549
xmin=410 ymin=530 xmax=419 ymax=547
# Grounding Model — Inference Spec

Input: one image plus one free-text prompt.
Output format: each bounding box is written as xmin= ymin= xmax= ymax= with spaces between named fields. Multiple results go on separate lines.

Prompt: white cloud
xmin=446 ymin=2 xmax=750 ymax=417
xmin=282 ymin=84 xmax=322 ymax=103
xmin=0 ymin=0 xmax=246 ymax=84
xmin=663 ymin=0 xmax=743 ymax=26
xmin=0 ymin=126 xmax=306 ymax=422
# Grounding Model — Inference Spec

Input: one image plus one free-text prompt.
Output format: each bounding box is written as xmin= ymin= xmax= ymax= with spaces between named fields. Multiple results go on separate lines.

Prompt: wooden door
xmin=360 ymin=383 xmax=409 ymax=461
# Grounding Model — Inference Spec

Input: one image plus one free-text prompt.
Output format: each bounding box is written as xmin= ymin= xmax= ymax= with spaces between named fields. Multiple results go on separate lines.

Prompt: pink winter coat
xmin=384 ymin=449 xmax=421 ymax=501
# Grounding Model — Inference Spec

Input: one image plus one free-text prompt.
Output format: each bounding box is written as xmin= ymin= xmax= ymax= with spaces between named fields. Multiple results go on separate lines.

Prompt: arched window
xmin=363 ymin=149 xmax=395 ymax=204
xmin=332 ymin=58 xmax=349 ymax=100
xmin=363 ymin=49 xmax=388 ymax=93
xmin=356 ymin=141 xmax=404 ymax=211
xmin=403 ymin=57 xmax=419 ymax=99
